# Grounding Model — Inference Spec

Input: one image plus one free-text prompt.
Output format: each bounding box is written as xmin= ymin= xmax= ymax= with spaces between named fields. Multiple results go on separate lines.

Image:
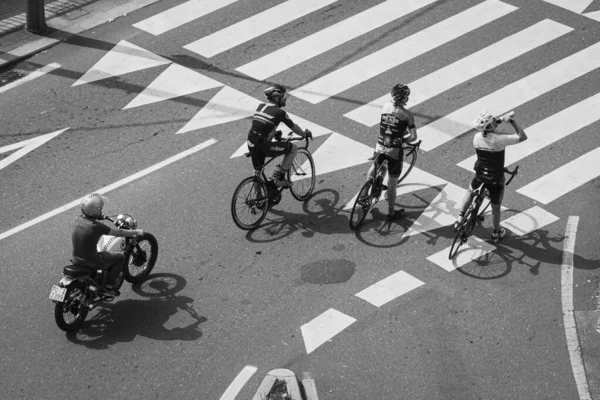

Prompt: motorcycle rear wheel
xmin=123 ymin=233 xmax=158 ymax=284
xmin=54 ymin=281 xmax=88 ymax=332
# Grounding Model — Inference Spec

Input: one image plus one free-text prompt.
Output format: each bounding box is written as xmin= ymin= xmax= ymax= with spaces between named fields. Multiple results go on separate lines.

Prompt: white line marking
xmin=0 ymin=128 xmax=68 ymax=171
xmin=458 ymin=92 xmax=600 ymax=170
xmin=419 ymin=40 xmax=600 ymax=151
xmin=0 ymin=139 xmax=217 ymax=242
xmin=345 ymin=19 xmax=572 ymax=127
xmin=517 ymin=146 xmax=600 ymax=204
xmin=301 ymin=308 xmax=356 ymax=354
xmin=291 ymin=0 xmax=517 ymax=104
xmin=543 ymin=0 xmax=593 ymax=13
xmin=0 ymin=62 xmax=61 ymax=94
xmin=500 ymin=206 xmax=559 ymax=236
xmin=560 ymin=217 xmax=592 ymax=400
xmin=236 ymin=0 xmax=439 ymax=80
xmin=427 ymin=236 xmax=496 ymax=272
xmin=355 ymin=271 xmax=425 ymax=307
xmin=184 ymin=0 xmax=338 ymax=58
xmin=133 ymin=0 xmax=240 ymax=36
xmin=219 ymin=365 xmax=258 ymax=400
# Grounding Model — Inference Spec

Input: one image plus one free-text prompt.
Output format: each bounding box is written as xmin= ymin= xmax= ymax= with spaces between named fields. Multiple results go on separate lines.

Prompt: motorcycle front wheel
xmin=54 ymin=281 xmax=89 ymax=332
xmin=123 ymin=233 xmax=158 ymax=284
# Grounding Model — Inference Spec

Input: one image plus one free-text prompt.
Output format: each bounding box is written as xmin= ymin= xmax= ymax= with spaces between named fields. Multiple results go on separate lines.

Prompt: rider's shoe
xmin=272 ymin=170 xmax=292 ymax=187
xmin=102 ymin=286 xmax=120 ymax=297
xmin=387 ymin=209 xmax=405 ymax=221
xmin=491 ymin=228 xmax=506 ymax=243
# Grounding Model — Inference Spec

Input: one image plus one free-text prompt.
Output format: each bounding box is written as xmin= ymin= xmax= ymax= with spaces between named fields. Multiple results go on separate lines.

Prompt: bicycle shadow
xmin=65 ymin=273 xmax=207 ymax=349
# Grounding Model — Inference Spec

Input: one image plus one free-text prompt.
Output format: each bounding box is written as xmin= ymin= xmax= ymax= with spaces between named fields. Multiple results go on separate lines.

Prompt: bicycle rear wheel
xmin=289 ymin=149 xmax=315 ymax=201
xmin=231 ymin=177 xmax=268 ymax=230
xmin=349 ymin=181 xmax=373 ymax=230
xmin=397 ymin=145 xmax=417 ymax=184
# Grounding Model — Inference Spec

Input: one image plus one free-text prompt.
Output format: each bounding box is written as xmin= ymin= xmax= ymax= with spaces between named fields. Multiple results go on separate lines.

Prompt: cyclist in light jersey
xmin=454 ymin=111 xmax=527 ymax=242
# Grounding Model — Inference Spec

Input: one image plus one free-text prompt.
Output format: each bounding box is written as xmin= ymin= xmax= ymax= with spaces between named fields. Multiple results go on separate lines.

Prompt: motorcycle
xmin=49 ymin=213 xmax=158 ymax=332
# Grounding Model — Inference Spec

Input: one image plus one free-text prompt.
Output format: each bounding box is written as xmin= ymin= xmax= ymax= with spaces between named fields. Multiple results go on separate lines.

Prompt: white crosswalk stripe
xmin=73 ymin=0 xmax=600 ymax=235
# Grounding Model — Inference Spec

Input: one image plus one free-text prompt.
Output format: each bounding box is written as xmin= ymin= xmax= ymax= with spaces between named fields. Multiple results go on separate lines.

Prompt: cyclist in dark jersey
xmin=72 ymin=193 xmax=144 ymax=296
xmin=247 ymin=84 xmax=312 ymax=187
xmin=454 ymin=111 xmax=527 ymax=242
xmin=362 ymin=83 xmax=418 ymax=221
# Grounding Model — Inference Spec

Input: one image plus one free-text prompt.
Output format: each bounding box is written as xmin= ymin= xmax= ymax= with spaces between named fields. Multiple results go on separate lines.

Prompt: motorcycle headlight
xmin=125 ymin=216 xmax=137 ymax=229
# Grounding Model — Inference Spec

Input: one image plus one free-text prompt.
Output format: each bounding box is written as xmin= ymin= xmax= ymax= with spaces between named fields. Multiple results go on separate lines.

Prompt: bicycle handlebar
xmin=504 ymin=165 xmax=519 ymax=186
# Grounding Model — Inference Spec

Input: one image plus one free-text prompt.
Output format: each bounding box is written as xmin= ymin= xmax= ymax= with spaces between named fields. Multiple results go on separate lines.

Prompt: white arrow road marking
xmin=0 ymin=128 xmax=69 ymax=171
xmin=124 ymin=64 xmax=223 ymax=109
xmin=72 ymin=40 xmax=171 ymax=86
xmin=0 ymin=138 xmax=217 ymax=242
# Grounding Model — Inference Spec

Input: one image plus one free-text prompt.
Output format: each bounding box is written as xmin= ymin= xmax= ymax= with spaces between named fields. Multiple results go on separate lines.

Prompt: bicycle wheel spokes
xmin=289 ymin=149 xmax=316 ymax=201
xmin=231 ymin=177 xmax=268 ymax=230
xmin=397 ymin=145 xmax=417 ymax=184
xmin=448 ymin=209 xmax=476 ymax=259
xmin=349 ymin=181 xmax=372 ymax=230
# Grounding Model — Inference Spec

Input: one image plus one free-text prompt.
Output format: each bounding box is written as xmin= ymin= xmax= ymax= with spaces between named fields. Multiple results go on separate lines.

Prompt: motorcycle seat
xmin=64 ymin=263 xmax=96 ymax=278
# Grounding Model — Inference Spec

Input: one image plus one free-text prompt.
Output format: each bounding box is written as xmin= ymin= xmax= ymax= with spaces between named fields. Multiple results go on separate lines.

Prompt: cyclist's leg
xmin=455 ymin=176 xmax=478 ymax=227
xmin=386 ymin=156 xmax=404 ymax=220
xmin=488 ymin=182 xmax=505 ymax=241
xmin=265 ymin=141 xmax=295 ymax=186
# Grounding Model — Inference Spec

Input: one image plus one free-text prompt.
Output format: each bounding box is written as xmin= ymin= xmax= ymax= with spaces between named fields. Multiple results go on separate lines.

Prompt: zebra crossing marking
xmin=290 ymin=0 xmax=517 ymax=104
xmin=183 ymin=0 xmax=338 ymax=58
xmin=517 ymin=146 xmax=600 ymax=204
xmin=458 ymin=92 xmax=600 ymax=170
xmin=500 ymin=206 xmax=559 ymax=236
xmin=345 ymin=19 xmax=573 ymax=127
xmin=133 ymin=0 xmax=240 ymax=36
xmin=418 ymin=40 xmax=600 ymax=151
xmin=236 ymin=0 xmax=439 ymax=80
xmin=355 ymin=271 xmax=424 ymax=307
xmin=301 ymin=308 xmax=356 ymax=354
xmin=427 ymin=236 xmax=495 ymax=272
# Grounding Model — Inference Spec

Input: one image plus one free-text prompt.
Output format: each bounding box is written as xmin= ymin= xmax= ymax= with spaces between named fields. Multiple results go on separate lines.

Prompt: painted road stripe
xmin=500 ymin=206 xmax=559 ymax=236
xmin=124 ymin=64 xmax=223 ymax=109
xmin=291 ymin=0 xmax=516 ymax=104
xmin=236 ymin=0 xmax=439 ymax=80
xmin=0 ymin=139 xmax=217 ymax=242
xmin=427 ymin=236 xmax=495 ymax=272
xmin=73 ymin=40 xmax=171 ymax=86
xmin=517 ymin=146 xmax=600 ymax=204
xmin=560 ymin=216 xmax=592 ymax=400
xmin=301 ymin=308 xmax=356 ymax=354
xmin=219 ymin=365 xmax=258 ymax=400
xmin=0 ymin=62 xmax=61 ymax=94
xmin=345 ymin=19 xmax=572 ymax=127
xmin=309 ymin=133 xmax=373 ymax=176
xmin=0 ymin=128 xmax=68 ymax=171
xmin=419 ymin=40 xmax=600 ymax=151
xmin=355 ymin=271 xmax=424 ymax=307
xmin=458 ymin=92 xmax=600 ymax=170
xmin=184 ymin=0 xmax=338 ymax=58
xmin=543 ymin=0 xmax=593 ymax=13
xmin=133 ymin=0 xmax=239 ymax=36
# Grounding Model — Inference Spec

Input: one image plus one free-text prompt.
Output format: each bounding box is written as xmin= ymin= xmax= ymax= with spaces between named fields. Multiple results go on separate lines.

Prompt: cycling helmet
xmin=391 ymin=83 xmax=410 ymax=106
xmin=264 ymin=84 xmax=287 ymax=107
xmin=80 ymin=193 xmax=106 ymax=218
xmin=473 ymin=111 xmax=495 ymax=132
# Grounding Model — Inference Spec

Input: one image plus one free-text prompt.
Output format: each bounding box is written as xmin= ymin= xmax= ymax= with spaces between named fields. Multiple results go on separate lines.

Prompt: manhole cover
xmin=0 ymin=70 xmax=25 ymax=87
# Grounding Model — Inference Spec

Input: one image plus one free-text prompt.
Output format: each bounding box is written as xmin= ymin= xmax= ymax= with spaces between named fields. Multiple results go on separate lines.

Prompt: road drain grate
xmin=0 ymin=70 xmax=25 ymax=87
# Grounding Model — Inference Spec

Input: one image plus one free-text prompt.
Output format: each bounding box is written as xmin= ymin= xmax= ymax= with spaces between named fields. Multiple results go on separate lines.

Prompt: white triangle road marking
xmin=0 ymin=128 xmax=69 ymax=171
xmin=124 ymin=64 xmax=223 ymax=109
xmin=72 ymin=40 xmax=171 ymax=86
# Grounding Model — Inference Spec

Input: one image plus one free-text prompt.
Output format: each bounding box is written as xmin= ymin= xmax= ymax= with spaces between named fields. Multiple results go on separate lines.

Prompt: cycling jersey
xmin=376 ymin=102 xmax=414 ymax=159
xmin=472 ymin=132 xmax=520 ymax=177
xmin=247 ymin=103 xmax=295 ymax=143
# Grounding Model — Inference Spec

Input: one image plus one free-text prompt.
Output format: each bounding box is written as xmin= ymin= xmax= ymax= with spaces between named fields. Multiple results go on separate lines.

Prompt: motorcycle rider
xmin=72 ymin=193 xmax=143 ymax=296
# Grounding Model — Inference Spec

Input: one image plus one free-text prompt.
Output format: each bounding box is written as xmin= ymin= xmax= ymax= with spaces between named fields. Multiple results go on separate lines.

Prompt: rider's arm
xmin=108 ymin=228 xmax=144 ymax=237
xmin=405 ymin=110 xmax=418 ymax=143
xmin=291 ymin=124 xmax=308 ymax=138
xmin=510 ymin=119 xmax=527 ymax=142
xmin=280 ymin=111 xmax=308 ymax=138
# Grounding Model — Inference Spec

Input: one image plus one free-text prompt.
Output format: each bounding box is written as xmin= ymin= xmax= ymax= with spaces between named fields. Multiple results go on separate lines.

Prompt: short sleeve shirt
xmin=72 ymin=216 xmax=111 ymax=263
xmin=473 ymin=132 xmax=520 ymax=175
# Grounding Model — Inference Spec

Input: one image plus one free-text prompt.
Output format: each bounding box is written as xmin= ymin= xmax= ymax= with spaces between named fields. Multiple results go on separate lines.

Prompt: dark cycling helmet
xmin=80 ymin=193 xmax=106 ymax=218
xmin=264 ymin=84 xmax=288 ymax=107
xmin=391 ymin=83 xmax=410 ymax=106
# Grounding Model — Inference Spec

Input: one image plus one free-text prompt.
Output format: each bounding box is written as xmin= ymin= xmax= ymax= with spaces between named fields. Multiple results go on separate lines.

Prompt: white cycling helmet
xmin=473 ymin=111 xmax=495 ymax=132
xmin=80 ymin=193 xmax=106 ymax=217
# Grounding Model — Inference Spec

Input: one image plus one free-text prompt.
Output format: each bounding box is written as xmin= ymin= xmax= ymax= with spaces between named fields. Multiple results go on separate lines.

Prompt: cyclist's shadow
xmin=66 ymin=273 xmax=207 ymax=349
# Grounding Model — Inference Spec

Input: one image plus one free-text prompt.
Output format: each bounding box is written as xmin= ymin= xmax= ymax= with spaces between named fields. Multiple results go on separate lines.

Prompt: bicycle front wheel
xmin=349 ymin=181 xmax=372 ymax=230
xmin=448 ymin=209 xmax=475 ymax=259
xmin=397 ymin=145 xmax=417 ymax=184
xmin=231 ymin=177 xmax=269 ymax=230
xmin=289 ymin=149 xmax=315 ymax=201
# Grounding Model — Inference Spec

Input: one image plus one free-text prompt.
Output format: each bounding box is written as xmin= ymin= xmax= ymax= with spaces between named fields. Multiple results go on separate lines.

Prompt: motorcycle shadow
xmin=66 ymin=274 xmax=207 ymax=349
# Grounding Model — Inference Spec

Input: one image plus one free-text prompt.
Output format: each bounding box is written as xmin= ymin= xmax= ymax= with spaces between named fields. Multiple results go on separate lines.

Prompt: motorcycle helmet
xmin=80 ymin=193 xmax=106 ymax=218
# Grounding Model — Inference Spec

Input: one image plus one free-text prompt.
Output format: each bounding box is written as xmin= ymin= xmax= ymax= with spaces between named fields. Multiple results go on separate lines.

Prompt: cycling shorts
xmin=247 ymin=140 xmax=293 ymax=171
xmin=374 ymin=152 xmax=403 ymax=177
xmin=470 ymin=173 xmax=505 ymax=205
